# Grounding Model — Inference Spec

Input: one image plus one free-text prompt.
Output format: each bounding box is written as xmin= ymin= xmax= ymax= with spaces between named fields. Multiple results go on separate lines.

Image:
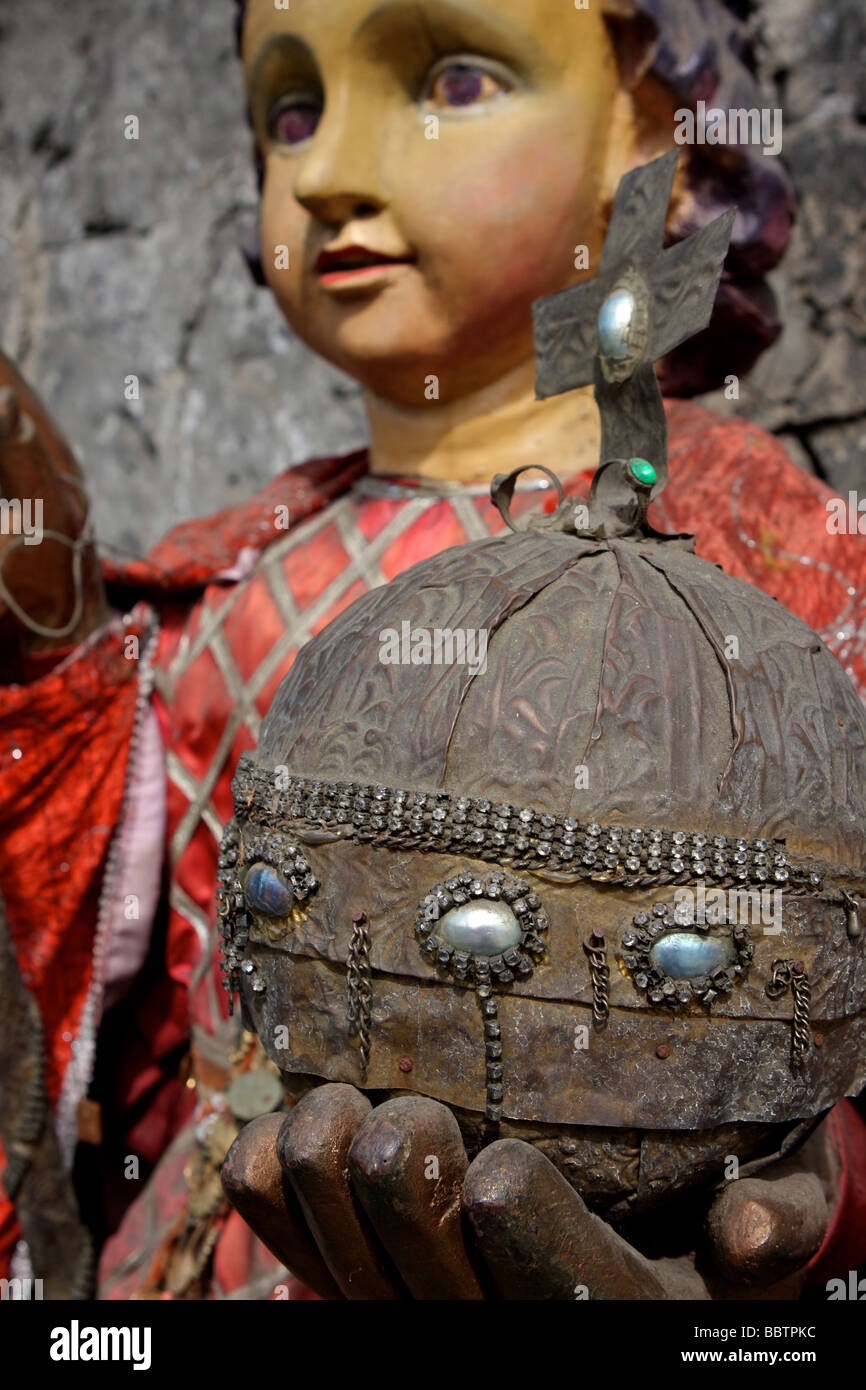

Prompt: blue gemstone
xmin=438 ymin=899 xmax=522 ymax=956
xmin=597 ymin=289 xmax=636 ymax=360
xmin=244 ymin=863 xmax=294 ymax=918
xmin=649 ymin=932 xmax=736 ymax=980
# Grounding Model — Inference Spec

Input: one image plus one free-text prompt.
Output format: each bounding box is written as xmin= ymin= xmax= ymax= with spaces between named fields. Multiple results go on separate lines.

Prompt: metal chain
xmin=583 ymin=931 xmax=610 ymax=1027
xmin=790 ymin=965 xmax=812 ymax=1068
xmin=766 ymin=958 xmax=812 ymax=1068
xmin=346 ymin=911 xmax=372 ymax=1078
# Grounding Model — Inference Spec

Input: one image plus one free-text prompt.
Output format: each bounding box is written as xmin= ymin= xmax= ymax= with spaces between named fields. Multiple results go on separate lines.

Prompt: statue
xmin=0 ymin=0 xmax=863 ymax=1300
xmin=218 ymin=152 xmax=866 ymax=1299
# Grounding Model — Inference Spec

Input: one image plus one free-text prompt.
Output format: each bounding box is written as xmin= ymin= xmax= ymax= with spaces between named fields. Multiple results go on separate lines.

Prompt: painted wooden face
xmin=242 ymin=0 xmax=628 ymax=404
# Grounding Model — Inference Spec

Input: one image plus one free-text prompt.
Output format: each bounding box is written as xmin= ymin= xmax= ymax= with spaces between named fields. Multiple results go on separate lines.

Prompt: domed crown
xmin=223 ymin=471 xmax=866 ymax=1161
xmin=256 ymin=518 xmax=866 ymax=869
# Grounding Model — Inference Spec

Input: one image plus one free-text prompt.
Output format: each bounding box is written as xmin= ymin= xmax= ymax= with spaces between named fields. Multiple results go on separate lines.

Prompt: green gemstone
xmin=629 ymin=457 xmax=657 ymax=487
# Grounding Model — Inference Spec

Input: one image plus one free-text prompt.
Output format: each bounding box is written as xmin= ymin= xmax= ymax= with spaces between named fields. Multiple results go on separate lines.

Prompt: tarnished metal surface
xmin=219 ymin=516 xmax=866 ymax=1207
xmin=243 ymin=947 xmax=866 ymax=1131
xmin=236 ymin=839 xmax=865 ymax=1024
xmin=253 ymin=533 xmax=866 ymax=867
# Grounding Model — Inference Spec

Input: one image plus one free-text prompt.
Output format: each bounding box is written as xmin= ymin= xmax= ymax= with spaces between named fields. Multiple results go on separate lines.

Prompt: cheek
xmin=401 ymin=112 xmax=602 ymax=308
xmin=259 ymin=174 xmax=308 ymax=307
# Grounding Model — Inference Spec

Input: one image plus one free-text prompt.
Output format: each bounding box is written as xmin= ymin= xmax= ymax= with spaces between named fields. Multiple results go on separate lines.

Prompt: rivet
xmin=813 ymin=1033 xmax=824 ymax=1048
xmin=398 ymin=1056 xmax=413 ymax=1073
xmin=352 ymin=910 xmax=368 ymax=925
xmin=655 ymin=1044 xmax=671 ymax=1060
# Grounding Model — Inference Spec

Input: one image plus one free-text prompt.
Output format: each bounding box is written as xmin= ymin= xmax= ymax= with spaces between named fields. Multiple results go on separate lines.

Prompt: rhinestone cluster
xmin=413 ymin=869 xmax=546 ymax=1123
xmin=217 ymin=822 xmax=245 ymax=1008
xmin=217 ymin=822 xmax=318 ymax=1008
xmin=243 ymin=830 xmax=319 ymax=903
xmin=232 ymin=760 xmax=824 ymax=892
xmin=414 ymin=870 xmax=548 ymax=986
xmin=620 ymin=903 xmax=754 ymax=1009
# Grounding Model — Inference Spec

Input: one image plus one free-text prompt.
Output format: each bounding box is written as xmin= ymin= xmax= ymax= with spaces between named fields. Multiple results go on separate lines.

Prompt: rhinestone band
xmin=230 ymin=757 xmax=842 ymax=893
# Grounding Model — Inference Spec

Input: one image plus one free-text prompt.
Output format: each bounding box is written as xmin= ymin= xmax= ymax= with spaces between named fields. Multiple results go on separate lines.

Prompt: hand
xmin=0 ymin=351 xmax=107 ymax=666
xmin=222 ymin=1083 xmax=835 ymax=1300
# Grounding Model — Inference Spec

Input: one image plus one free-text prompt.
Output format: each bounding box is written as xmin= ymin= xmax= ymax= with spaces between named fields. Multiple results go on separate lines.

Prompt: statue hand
xmin=222 ymin=1084 xmax=834 ymax=1300
xmin=0 ymin=351 xmax=107 ymax=660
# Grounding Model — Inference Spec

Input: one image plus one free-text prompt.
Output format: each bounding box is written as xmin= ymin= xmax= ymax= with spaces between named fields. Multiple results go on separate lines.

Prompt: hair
xmin=233 ymin=0 xmax=793 ymax=396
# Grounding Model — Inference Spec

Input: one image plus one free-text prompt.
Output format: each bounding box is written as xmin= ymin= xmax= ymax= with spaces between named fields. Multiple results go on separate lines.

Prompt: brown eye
xmin=426 ymin=63 xmax=508 ymax=110
xmin=269 ymin=98 xmax=321 ymax=145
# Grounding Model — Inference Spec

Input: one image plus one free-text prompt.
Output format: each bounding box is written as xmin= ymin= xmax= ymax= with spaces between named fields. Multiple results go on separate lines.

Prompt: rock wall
xmin=1 ymin=0 xmax=863 ymax=555
xmin=697 ymin=0 xmax=866 ymax=490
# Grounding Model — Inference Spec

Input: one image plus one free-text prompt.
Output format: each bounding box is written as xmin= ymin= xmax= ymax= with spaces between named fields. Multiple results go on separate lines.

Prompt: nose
xmin=293 ymin=81 xmax=386 ymax=226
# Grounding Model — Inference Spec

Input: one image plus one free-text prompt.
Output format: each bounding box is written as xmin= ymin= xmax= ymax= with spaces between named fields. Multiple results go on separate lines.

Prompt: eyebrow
xmin=247 ymin=32 xmax=316 ymax=96
xmin=355 ymin=0 xmax=560 ymax=79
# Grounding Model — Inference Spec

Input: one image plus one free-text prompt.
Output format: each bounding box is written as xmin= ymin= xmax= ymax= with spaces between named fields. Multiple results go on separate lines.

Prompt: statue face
xmin=242 ymin=0 xmax=629 ymax=404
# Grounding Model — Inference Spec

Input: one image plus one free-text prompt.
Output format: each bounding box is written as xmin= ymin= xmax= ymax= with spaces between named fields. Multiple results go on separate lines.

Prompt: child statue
xmin=0 ymin=0 xmax=863 ymax=1300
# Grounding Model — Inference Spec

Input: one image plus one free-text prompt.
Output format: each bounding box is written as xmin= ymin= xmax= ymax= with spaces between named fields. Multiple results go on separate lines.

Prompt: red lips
xmin=315 ymin=244 xmax=413 ymax=274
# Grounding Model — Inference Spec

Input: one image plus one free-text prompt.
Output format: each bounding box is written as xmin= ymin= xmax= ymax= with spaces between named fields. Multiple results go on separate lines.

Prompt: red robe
xmin=1 ymin=401 xmax=864 ymax=1297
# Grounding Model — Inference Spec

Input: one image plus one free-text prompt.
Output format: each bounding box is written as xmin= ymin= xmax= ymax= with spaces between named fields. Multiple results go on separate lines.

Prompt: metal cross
xmin=531 ymin=149 xmax=735 ymax=495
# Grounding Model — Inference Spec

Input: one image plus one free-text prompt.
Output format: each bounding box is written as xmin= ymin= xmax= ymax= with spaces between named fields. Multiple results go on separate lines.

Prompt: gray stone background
xmin=0 ymin=0 xmax=864 ymax=557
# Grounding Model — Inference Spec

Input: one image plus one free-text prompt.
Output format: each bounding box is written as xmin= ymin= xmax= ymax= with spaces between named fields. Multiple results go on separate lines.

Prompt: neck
xmin=364 ymin=359 xmax=600 ymax=485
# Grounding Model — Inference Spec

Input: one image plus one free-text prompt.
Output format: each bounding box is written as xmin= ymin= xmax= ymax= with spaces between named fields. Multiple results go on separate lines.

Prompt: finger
xmin=705 ymin=1171 xmax=828 ymax=1289
xmin=463 ymin=1139 xmax=708 ymax=1300
xmin=277 ymin=1083 xmax=404 ymax=1300
xmin=221 ymin=1111 xmax=341 ymax=1300
xmin=347 ymin=1096 xmax=486 ymax=1300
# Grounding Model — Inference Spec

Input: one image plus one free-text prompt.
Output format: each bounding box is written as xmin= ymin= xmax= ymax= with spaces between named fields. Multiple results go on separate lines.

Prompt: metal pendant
xmin=414 ymin=869 xmax=548 ymax=1123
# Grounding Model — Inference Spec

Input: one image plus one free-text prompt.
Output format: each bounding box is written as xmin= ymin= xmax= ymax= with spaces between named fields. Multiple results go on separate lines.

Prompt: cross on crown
xmin=531 ymin=149 xmax=736 ymax=499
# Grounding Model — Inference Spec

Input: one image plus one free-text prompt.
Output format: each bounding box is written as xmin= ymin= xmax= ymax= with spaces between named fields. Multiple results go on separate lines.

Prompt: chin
xmin=311 ymin=325 xmax=522 ymax=406
xmin=291 ymin=280 xmax=511 ymax=390
xmin=308 ymin=332 xmax=457 ymax=400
